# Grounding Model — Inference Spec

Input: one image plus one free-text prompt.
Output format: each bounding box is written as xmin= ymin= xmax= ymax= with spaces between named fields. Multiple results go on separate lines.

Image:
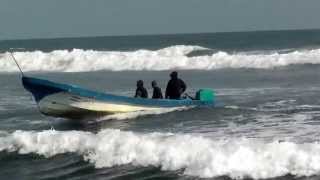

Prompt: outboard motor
xmin=195 ymin=89 xmax=215 ymax=101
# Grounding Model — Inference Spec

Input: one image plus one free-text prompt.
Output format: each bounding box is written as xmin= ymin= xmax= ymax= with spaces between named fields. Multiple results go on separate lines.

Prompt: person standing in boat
xmin=165 ymin=71 xmax=187 ymax=99
xmin=151 ymin=80 xmax=163 ymax=99
xmin=135 ymin=80 xmax=148 ymax=98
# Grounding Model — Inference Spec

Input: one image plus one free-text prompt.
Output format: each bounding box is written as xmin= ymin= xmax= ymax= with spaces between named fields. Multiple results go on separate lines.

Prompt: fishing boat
xmin=22 ymin=76 xmax=215 ymax=118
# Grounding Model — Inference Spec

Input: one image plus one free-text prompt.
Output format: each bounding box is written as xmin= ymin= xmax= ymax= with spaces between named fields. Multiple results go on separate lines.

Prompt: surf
xmin=1 ymin=45 xmax=320 ymax=72
xmin=1 ymin=129 xmax=320 ymax=179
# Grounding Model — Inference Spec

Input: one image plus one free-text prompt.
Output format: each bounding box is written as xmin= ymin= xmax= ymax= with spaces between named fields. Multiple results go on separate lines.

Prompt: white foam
xmin=1 ymin=129 xmax=320 ymax=179
xmin=96 ymin=107 xmax=189 ymax=121
xmin=1 ymin=46 xmax=320 ymax=72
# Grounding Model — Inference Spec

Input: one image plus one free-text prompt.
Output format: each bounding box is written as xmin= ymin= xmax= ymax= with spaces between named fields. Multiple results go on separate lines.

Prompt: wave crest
xmin=1 ymin=45 xmax=320 ymax=72
xmin=1 ymin=129 xmax=320 ymax=179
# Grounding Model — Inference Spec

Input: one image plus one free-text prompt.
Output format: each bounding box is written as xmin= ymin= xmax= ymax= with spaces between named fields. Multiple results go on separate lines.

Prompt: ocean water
xmin=1 ymin=30 xmax=320 ymax=179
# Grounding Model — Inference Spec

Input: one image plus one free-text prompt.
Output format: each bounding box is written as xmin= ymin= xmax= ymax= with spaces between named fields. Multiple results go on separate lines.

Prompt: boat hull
xmin=38 ymin=92 xmax=165 ymax=118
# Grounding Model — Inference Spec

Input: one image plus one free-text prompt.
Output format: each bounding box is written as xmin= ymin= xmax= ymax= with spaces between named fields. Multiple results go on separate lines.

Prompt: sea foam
xmin=1 ymin=45 xmax=320 ymax=72
xmin=1 ymin=129 xmax=320 ymax=179
xmin=96 ymin=106 xmax=189 ymax=121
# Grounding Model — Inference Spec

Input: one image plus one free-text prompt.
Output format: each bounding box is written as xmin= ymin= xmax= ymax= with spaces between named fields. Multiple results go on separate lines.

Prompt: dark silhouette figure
xmin=151 ymin=80 xmax=163 ymax=99
xmin=135 ymin=80 xmax=148 ymax=98
xmin=165 ymin=71 xmax=186 ymax=99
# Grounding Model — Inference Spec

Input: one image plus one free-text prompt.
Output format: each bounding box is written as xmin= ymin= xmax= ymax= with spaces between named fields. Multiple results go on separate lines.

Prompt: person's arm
xmin=165 ymin=81 xmax=170 ymax=99
xmin=159 ymin=88 xmax=163 ymax=99
xmin=152 ymin=89 xmax=155 ymax=99
xmin=155 ymin=87 xmax=163 ymax=99
xmin=180 ymin=79 xmax=186 ymax=93
xmin=134 ymin=89 xmax=139 ymax=98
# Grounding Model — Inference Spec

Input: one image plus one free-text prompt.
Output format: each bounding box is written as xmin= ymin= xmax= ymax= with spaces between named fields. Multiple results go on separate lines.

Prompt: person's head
xmin=170 ymin=71 xmax=178 ymax=79
xmin=137 ymin=80 xmax=144 ymax=87
xmin=151 ymin=80 xmax=157 ymax=88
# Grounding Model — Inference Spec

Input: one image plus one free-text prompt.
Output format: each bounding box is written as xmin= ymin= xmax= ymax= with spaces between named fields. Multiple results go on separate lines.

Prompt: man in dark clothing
xmin=165 ymin=71 xmax=187 ymax=99
xmin=135 ymin=80 xmax=148 ymax=98
xmin=151 ymin=80 xmax=163 ymax=99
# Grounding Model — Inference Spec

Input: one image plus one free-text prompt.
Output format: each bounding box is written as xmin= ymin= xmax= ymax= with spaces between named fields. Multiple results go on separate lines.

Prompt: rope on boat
xmin=9 ymin=51 xmax=25 ymax=77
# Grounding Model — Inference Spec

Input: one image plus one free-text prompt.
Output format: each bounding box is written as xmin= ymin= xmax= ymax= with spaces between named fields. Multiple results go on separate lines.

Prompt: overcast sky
xmin=0 ymin=0 xmax=320 ymax=40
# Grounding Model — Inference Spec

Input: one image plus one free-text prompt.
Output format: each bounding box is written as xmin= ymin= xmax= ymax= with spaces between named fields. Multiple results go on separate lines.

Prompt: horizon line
xmin=1 ymin=28 xmax=320 ymax=42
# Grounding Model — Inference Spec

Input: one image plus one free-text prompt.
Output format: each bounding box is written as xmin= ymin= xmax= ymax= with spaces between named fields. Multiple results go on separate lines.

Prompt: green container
xmin=195 ymin=89 xmax=215 ymax=101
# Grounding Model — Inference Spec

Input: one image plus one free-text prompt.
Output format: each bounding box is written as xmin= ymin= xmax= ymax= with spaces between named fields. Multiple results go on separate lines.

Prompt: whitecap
xmin=1 ymin=46 xmax=320 ymax=72
xmin=1 ymin=129 xmax=320 ymax=179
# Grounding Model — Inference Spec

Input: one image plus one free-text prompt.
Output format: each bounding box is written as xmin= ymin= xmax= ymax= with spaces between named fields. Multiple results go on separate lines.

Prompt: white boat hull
xmin=38 ymin=92 xmax=164 ymax=117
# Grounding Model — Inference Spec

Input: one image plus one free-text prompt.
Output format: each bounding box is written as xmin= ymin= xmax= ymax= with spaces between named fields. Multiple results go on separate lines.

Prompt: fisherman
xmin=151 ymin=80 xmax=163 ymax=99
xmin=165 ymin=71 xmax=186 ymax=99
xmin=135 ymin=80 xmax=148 ymax=98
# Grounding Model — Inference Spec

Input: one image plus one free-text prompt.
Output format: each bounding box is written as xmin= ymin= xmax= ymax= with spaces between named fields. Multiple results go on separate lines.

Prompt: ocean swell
xmin=1 ymin=129 xmax=320 ymax=179
xmin=1 ymin=45 xmax=320 ymax=72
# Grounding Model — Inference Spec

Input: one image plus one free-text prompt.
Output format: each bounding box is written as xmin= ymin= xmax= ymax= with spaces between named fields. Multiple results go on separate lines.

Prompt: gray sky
xmin=0 ymin=0 xmax=320 ymax=40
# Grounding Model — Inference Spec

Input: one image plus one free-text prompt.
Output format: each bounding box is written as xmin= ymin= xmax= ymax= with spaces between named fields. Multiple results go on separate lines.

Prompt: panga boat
xmin=22 ymin=76 xmax=215 ymax=118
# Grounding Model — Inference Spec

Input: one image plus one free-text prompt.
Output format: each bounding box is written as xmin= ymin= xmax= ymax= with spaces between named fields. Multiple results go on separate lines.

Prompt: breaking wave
xmin=1 ymin=129 xmax=320 ymax=179
xmin=1 ymin=45 xmax=320 ymax=72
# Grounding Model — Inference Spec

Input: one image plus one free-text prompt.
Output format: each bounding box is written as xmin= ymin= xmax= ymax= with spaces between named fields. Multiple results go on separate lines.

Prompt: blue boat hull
xmin=22 ymin=77 xmax=214 ymax=118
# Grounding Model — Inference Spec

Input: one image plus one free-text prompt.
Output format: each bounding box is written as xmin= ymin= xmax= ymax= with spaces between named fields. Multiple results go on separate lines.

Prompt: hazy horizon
xmin=2 ymin=28 xmax=320 ymax=42
xmin=1 ymin=0 xmax=320 ymax=40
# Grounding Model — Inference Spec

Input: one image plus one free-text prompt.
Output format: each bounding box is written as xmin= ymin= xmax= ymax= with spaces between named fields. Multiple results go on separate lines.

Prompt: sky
xmin=0 ymin=0 xmax=320 ymax=40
